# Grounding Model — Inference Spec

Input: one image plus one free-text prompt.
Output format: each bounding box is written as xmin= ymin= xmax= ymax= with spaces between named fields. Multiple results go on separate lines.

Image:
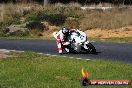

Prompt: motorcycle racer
xmin=69 ymin=27 xmax=77 ymax=33
xmin=55 ymin=27 xmax=70 ymax=54
xmin=53 ymin=27 xmax=96 ymax=54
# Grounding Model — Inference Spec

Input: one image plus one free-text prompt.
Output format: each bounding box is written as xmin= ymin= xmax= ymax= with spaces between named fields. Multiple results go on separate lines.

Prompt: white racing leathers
xmin=53 ymin=30 xmax=70 ymax=54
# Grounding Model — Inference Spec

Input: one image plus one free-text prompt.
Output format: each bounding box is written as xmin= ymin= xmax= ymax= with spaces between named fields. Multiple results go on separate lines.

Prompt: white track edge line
xmin=0 ymin=49 xmax=91 ymax=61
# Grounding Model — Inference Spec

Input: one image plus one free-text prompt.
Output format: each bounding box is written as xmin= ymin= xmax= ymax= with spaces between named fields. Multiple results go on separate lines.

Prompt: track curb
xmin=0 ymin=49 xmax=91 ymax=61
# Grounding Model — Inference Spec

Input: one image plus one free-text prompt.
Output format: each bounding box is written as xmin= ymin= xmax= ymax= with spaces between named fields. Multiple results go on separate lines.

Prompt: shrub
xmin=0 ymin=22 xmax=6 ymax=30
xmin=0 ymin=30 xmax=6 ymax=37
xmin=4 ymin=14 xmax=21 ymax=25
xmin=26 ymin=12 xmax=67 ymax=26
xmin=40 ymin=13 xmax=67 ymax=26
xmin=6 ymin=30 xmax=29 ymax=37
xmin=26 ymin=21 xmax=45 ymax=31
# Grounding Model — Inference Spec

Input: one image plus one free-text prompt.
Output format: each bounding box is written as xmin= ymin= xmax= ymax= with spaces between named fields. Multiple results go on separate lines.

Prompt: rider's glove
xmin=63 ymin=42 xmax=70 ymax=45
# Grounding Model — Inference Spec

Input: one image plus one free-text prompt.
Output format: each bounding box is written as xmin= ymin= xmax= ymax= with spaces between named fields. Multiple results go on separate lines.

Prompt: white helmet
xmin=62 ymin=27 xmax=68 ymax=34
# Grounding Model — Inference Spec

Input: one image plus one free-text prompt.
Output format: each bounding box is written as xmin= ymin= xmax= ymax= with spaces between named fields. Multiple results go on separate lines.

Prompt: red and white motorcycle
xmin=53 ymin=29 xmax=96 ymax=54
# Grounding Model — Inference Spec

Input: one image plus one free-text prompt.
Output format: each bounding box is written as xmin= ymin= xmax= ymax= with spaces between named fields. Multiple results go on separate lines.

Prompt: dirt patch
xmin=40 ymin=25 xmax=132 ymax=40
xmin=40 ymin=21 xmax=60 ymax=38
xmin=85 ymin=26 xmax=132 ymax=38
xmin=0 ymin=51 xmax=13 ymax=59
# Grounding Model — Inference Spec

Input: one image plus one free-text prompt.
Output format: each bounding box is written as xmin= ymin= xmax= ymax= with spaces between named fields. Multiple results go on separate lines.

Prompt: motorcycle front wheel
xmin=86 ymin=43 xmax=96 ymax=54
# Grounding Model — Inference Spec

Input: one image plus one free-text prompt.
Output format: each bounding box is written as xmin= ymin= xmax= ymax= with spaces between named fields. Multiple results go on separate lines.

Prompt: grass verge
xmin=0 ymin=36 xmax=132 ymax=43
xmin=0 ymin=52 xmax=131 ymax=88
xmin=0 ymin=36 xmax=54 ymax=40
xmin=89 ymin=37 xmax=132 ymax=43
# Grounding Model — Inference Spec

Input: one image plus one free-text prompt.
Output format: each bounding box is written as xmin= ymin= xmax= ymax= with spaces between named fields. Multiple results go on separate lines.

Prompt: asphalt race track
xmin=0 ymin=39 xmax=132 ymax=63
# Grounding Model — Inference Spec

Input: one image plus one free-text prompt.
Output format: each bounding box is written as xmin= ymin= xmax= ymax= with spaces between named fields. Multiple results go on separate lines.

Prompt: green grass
xmin=0 ymin=36 xmax=132 ymax=43
xmin=0 ymin=36 xmax=54 ymax=40
xmin=0 ymin=52 xmax=132 ymax=88
xmin=89 ymin=37 xmax=132 ymax=43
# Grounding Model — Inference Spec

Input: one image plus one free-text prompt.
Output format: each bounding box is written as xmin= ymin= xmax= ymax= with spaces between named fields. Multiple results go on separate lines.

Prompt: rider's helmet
xmin=62 ymin=27 xmax=68 ymax=35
